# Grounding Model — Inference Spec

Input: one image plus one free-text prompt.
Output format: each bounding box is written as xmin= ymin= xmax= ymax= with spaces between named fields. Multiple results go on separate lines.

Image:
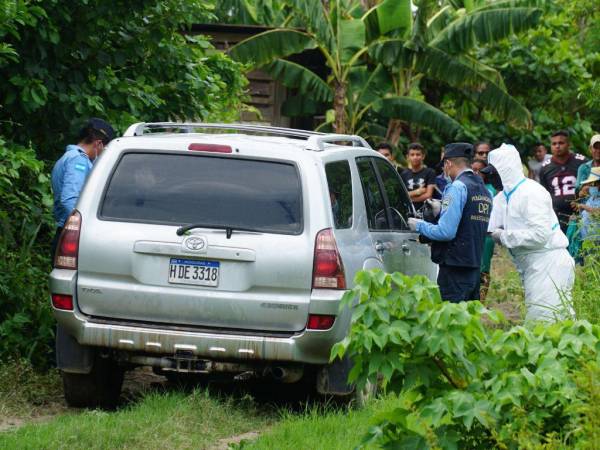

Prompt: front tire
xmin=62 ymin=355 xmax=124 ymax=409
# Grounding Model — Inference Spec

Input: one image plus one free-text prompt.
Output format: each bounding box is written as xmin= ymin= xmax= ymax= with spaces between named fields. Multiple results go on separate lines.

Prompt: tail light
xmin=54 ymin=210 xmax=81 ymax=269
xmin=188 ymin=143 xmax=232 ymax=153
xmin=307 ymin=314 xmax=336 ymax=330
xmin=51 ymin=294 xmax=73 ymax=310
xmin=312 ymin=228 xmax=346 ymax=289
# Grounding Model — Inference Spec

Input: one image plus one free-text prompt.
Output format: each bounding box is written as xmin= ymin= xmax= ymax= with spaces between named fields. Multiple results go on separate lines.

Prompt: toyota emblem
xmin=183 ymin=236 xmax=207 ymax=252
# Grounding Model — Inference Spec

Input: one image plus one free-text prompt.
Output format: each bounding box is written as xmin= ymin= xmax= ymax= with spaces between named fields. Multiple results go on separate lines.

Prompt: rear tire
xmin=62 ymin=355 xmax=124 ymax=409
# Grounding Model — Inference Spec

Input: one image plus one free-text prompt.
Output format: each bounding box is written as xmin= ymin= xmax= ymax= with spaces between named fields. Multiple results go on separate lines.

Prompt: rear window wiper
xmin=176 ymin=223 xmax=257 ymax=239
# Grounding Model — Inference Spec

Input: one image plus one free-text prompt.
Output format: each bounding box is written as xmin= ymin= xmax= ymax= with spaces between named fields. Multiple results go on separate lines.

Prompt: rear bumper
xmin=51 ymin=270 xmax=349 ymax=365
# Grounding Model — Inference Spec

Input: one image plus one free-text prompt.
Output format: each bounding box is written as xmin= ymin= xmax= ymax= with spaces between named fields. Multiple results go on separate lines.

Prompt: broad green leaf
xmin=368 ymin=352 xmax=384 ymax=375
xmin=520 ymin=367 xmax=536 ymax=387
xmin=414 ymin=47 xmax=522 ymax=121
xmin=420 ymin=398 xmax=448 ymax=427
xmin=431 ymin=7 xmax=543 ymax=53
xmin=369 ymin=38 xmax=414 ymax=69
xmin=286 ymin=0 xmax=335 ymax=52
xmin=363 ymin=0 xmax=412 ymax=42
xmin=229 ymin=29 xmax=316 ymax=66
xmin=373 ymin=96 xmax=463 ymax=137
xmin=338 ymin=19 xmax=366 ymax=63
xmin=472 ymin=0 xmax=549 ymax=12
xmin=425 ymin=5 xmax=455 ymax=42
xmin=262 ymin=59 xmax=332 ymax=102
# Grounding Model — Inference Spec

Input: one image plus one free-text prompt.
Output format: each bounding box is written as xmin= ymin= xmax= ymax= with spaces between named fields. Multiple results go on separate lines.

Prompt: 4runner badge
xmin=183 ymin=235 xmax=207 ymax=252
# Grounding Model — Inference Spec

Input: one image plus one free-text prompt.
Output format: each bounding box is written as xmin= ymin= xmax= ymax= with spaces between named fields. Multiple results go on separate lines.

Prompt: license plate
xmin=168 ymin=258 xmax=220 ymax=287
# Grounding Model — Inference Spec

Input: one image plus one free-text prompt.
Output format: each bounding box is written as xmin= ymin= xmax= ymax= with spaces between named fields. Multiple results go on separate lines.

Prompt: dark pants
xmin=51 ymin=227 xmax=62 ymax=263
xmin=437 ymin=265 xmax=481 ymax=303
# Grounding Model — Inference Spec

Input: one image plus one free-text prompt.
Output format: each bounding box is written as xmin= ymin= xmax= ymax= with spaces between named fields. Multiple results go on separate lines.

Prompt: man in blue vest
xmin=408 ymin=143 xmax=492 ymax=302
xmin=51 ymin=118 xmax=115 ymax=258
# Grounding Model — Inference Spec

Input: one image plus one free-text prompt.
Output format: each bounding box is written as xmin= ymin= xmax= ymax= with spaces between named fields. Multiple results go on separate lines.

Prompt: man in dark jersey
xmin=539 ymin=130 xmax=588 ymax=232
xmin=400 ymin=143 xmax=436 ymax=210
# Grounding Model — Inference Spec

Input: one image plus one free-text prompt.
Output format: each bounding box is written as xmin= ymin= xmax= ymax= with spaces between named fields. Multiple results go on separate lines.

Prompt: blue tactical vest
xmin=431 ymin=171 xmax=492 ymax=268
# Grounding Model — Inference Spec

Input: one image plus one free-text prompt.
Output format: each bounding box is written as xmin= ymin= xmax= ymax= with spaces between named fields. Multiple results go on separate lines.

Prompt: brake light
xmin=307 ymin=314 xmax=336 ymax=330
xmin=54 ymin=211 xmax=81 ymax=269
xmin=51 ymin=294 xmax=73 ymax=310
xmin=188 ymin=143 xmax=232 ymax=153
xmin=312 ymin=228 xmax=346 ymax=289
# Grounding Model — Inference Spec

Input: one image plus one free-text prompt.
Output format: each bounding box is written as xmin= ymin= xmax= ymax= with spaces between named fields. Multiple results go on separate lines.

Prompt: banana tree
xmin=369 ymin=0 xmax=546 ymax=143
xmin=229 ymin=0 xmax=544 ymax=140
xmin=229 ymin=0 xmax=411 ymax=134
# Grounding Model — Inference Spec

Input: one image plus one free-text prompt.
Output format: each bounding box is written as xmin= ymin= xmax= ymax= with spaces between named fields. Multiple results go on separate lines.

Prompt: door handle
xmin=374 ymin=241 xmax=385 ymax=253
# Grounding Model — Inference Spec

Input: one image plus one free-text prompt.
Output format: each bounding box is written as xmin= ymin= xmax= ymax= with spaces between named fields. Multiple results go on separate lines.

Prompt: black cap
xmin=480 ymin=163 xmax=497 ymax=175
xmin=443 ymin=142 xmax=474 ymax=160
xmin=87 ymin=118 xmax=116 ymax=142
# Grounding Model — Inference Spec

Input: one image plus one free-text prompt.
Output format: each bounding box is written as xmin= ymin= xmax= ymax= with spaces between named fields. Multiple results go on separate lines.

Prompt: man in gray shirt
xmin=527 ymin=142 xmax=551 ymax=183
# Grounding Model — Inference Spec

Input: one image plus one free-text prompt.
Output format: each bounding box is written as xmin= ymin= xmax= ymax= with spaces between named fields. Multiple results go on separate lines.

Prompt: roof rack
xmin=122 ymin=122 xmax=324 ymax=139
xmin=305 ymin=134 xmax=371 ymax=151
xmin=122 ymin=122 xmax=372 ymax=151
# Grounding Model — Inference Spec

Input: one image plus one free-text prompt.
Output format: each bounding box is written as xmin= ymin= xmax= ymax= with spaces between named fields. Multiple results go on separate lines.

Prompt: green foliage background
xmin=414 ymin=0 xmax=600 ymax=160
xmin=0 ymin=0 xmax=247 ymax=367
xmin=0 ymin=0 xmax=247 ymax=160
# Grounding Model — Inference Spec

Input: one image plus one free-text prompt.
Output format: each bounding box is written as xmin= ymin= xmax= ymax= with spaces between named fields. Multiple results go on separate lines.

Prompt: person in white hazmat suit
xmin=485 ymin=143 xmax=575 ymax=321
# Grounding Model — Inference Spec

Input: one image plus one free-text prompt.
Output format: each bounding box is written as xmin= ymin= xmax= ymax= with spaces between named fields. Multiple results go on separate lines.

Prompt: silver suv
xmin=50 ymin=123 xmax=437 ymax=407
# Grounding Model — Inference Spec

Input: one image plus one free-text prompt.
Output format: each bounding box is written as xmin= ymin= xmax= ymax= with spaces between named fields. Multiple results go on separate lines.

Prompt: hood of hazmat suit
xmin=488 ymin=143 xmax=574 ymax=321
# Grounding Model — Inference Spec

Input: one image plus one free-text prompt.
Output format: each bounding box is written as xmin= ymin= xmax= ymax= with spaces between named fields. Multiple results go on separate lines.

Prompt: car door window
xmin=325 ymin=161 xmax=353 ymax=229
xmin=356 ymin=158 xmax=389 ymax=230
xmin=374 ymin=158 xmax=412 ymax=230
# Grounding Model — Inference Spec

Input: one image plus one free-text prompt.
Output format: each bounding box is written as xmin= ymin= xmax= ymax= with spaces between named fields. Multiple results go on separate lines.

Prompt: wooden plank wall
xmin=191 ymin=29 xmax=290 ymax=127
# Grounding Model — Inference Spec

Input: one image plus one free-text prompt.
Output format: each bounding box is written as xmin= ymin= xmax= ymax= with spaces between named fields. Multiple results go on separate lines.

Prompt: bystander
xmin=539 ymin=130 xmax=588 ymax=232
xmin=400 ymin=143 xmax=436 ymax=210
xmin=576 ymin=134 xmax=600 ymax=192
xmin=527 ymin=142 xmax=551 ymax=183
xmin=375 ymin=142 xmax=403 ymax=172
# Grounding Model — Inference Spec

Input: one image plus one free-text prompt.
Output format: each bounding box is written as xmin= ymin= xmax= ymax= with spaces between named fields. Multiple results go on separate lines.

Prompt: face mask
xmin=91 ymin=141 xmax=103 ymax=162
xmin=590 ymin=186 xmax=599 ymax=197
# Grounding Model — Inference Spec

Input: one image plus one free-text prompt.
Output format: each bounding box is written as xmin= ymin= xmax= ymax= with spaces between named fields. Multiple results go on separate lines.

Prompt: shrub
xmin=332 ymin=270 xmax=600 ymax=449
xmin=0 ymin=138 xmax=54 ymax=368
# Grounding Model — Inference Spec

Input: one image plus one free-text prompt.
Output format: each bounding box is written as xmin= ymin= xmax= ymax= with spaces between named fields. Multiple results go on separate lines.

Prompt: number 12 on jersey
xmin=551 ymin=176 xmax=576 ymax=197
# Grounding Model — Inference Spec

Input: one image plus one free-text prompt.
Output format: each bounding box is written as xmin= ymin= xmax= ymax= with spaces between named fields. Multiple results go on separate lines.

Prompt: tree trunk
xmin=333 ymin=81 xmax=347 ymax=135
xmin=386 ymin=118 xmax=403 ymax=147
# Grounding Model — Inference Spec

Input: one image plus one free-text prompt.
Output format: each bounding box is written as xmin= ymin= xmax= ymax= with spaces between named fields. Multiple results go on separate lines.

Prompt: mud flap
xmin=316 ymin=356 xmax=354 ymax=395
xmin=56 ymin=325 xmax=94 ymax=374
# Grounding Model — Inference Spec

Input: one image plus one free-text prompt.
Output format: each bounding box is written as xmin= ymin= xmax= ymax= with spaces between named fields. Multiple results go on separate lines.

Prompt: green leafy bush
xmin=332 ymin=270 xmax=600 ymax=449
xmin=0 ymin=0 xmax=248 ymax=159
xmin=0 ymin=139 xmax=54 ymax=368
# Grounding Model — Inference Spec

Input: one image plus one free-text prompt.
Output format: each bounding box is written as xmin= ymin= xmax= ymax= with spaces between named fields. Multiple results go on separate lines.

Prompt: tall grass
xmin=572 ymin=240 xmax=600 ymax=324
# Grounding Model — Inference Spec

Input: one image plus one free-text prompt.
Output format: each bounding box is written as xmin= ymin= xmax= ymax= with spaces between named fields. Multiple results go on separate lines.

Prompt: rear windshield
xmin=100 ymin=152 xmax=303 ymax=234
